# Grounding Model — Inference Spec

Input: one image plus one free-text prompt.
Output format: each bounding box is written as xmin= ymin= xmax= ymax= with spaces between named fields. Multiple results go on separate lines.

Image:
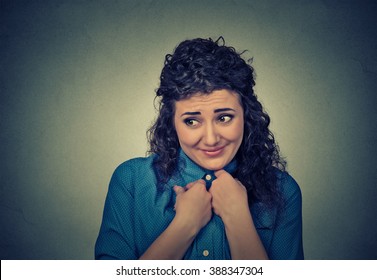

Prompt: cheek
xmin=175 ymin=124 xmax=199 ymax=147
xmin=225 ymin=121 xmax=244 ymax=143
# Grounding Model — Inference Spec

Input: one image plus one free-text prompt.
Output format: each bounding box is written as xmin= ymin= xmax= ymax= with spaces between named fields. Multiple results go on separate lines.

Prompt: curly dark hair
xmin=147 ymin=37 xmax=286 ymax=208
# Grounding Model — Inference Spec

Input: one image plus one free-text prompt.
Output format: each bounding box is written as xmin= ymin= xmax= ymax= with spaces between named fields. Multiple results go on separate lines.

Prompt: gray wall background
xmin=1 ymin=0 xmax=376 ymax=259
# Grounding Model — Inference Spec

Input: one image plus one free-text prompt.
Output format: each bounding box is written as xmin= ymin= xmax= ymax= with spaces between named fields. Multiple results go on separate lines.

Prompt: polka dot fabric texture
xmin=95 ymin=149 xmax=304 ymax=259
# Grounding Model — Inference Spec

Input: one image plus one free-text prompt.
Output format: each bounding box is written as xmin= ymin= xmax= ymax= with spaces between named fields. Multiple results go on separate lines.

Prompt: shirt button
xmin=205 ymin=174 xmax=212 ymax=181
xmin=203 ymin=250 xmax=209 ymax=257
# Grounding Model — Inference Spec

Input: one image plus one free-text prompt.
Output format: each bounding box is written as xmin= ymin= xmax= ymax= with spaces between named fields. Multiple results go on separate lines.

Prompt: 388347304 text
xmin=207 ymin=266 xmax=263 ymax=276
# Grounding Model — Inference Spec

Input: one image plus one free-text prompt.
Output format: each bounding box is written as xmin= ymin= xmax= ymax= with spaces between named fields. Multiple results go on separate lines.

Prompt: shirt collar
xmin=177 ymin=148 xmax=237 ymax=185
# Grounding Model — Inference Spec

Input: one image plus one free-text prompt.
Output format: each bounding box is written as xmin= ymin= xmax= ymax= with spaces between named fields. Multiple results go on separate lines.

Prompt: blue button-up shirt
xmin=95 ymin=150 xmax=304 ymax=259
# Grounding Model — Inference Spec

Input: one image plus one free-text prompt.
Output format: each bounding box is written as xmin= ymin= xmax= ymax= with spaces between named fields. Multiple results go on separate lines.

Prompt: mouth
xmin=201 ymin=146 xmax=225 ymax=157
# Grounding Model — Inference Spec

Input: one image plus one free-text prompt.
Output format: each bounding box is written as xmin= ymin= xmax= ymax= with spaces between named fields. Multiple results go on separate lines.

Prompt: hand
xmin=209 ymin=170 xmax=249 ymax=223
xmin=173 ymin=179 xmax=212 ymax=234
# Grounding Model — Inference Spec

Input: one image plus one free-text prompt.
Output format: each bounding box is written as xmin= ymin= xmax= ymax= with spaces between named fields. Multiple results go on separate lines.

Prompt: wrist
xmin=221 ymin=207 xmax=253 ymax=230
xmin=171 ymin=215 xmax=201 ymax=239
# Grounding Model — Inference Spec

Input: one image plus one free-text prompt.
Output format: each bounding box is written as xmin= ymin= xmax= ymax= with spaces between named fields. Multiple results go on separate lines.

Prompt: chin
xmin=202 ymin=166 xmax=221 ymax=171
xmin=200 ymin=160 xmax=227 ymax=171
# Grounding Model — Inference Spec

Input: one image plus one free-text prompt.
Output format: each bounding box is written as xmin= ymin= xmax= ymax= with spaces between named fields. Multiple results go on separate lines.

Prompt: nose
xmin=203 ymin=123 xmax=220 ymax=146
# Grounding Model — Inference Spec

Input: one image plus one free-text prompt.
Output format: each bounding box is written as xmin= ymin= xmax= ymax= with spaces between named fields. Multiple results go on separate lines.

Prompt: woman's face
xmin=174 ymin=89 xmax=244 ymax=171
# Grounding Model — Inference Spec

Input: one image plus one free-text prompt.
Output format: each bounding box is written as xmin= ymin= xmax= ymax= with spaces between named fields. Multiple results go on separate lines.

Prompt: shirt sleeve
xmin=95 ymin=163 xmax=137 ymax=260
xmin=269 ymin=173 xmax=304 ymax=260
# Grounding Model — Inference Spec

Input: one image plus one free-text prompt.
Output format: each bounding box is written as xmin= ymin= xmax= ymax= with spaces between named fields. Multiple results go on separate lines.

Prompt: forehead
xmin=175 ymin=90 xmax=241 ymax=111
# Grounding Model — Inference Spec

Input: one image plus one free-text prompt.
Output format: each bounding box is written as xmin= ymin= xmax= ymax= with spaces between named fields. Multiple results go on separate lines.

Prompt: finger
xmin=173 ymin=185 xmax=185 ymax=195
xmin=185 ymin=181 xmax=196 ymax=190
xmin=214 ymin=169 xmax=227 ymax=177
xmin=186 ymin=179 xmax=206 ymax=190
xmin=235 ymin=178 xmax=242 ymax=185
xmin=211 ymin=204 xmax=219 ymax=216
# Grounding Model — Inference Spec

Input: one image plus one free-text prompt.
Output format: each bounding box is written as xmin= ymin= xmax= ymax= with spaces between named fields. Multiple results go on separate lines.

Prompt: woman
xmin=95 ymin=37 xmax=304 ymax=260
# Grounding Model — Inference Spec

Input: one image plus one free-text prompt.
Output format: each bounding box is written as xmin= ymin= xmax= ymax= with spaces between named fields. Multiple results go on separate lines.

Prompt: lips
xmin=201 ymin=146 xmax=225 ymax=157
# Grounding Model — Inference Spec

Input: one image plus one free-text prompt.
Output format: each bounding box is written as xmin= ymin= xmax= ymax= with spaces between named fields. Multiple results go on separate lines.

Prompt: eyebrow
xmin=180 ymin=111 xmax=201 ymax=117
xmin=180 ymin=108 xmax=235 ymax=117
xmin=214 ymin=108 xmax=235 ymax=113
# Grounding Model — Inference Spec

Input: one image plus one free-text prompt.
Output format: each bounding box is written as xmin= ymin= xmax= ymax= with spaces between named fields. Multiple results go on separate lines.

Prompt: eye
xmin=218 ymin=114 xmax=233 ymax=123
xmin=184 ymin=118 xmax=200 ymax=127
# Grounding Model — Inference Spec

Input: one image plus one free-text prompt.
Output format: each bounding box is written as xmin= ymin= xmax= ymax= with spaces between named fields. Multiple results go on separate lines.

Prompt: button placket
xmin=202 ymin=172 xmax=216 ymax=189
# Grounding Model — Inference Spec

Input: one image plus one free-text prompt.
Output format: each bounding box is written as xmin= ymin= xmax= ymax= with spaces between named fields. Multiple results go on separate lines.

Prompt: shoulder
xmin=274 ymin=169 xmax=302 ymax=201
xmin=109 ymin=154 xmax=157 ymax=192
xmin=113 ymin=155 xmax=156 ymax=177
